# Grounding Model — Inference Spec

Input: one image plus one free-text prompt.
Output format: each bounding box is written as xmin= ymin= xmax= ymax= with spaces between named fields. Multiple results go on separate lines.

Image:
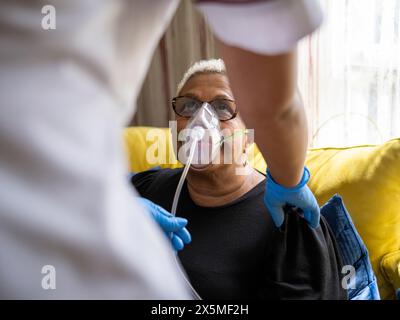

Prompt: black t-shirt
xmin=131 ymin=168 xmax=347 ymax=300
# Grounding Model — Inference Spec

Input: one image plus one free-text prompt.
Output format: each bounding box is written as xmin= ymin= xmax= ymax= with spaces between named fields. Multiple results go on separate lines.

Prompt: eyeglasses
xmin=172 ymin=96 xmax=237 ymax=121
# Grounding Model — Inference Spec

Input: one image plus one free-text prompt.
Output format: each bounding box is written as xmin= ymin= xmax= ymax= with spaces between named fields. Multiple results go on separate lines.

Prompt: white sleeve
xmin=0 ymin=0 xmax=189 ymax=299
xmin=195 ymin=0 xmax=324 ymax=55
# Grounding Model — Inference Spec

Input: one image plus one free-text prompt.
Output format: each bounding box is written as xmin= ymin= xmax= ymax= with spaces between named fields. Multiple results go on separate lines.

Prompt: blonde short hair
xmin=176 ymin=58 xmax=226 ymax=95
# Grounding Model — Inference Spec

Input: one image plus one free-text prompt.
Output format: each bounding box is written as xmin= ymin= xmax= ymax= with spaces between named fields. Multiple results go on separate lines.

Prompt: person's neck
xmin=186 ymin=164 xmax=265 ymax=207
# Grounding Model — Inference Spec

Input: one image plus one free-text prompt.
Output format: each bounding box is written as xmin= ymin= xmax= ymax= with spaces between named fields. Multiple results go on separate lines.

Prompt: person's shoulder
xmin=130 ymin=167 xmax=183 ymax=195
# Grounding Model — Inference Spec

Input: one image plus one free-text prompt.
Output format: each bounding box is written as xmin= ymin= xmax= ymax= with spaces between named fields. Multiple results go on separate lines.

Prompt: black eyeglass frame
xmin=171 ymin=96 xmax=238 ymax=121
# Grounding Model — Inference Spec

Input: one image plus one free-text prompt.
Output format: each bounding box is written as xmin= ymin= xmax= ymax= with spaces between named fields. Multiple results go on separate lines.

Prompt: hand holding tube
xmin=137 ymin=197 xmax=191 ymax=251
xmin=264 ymin=167 xmax=320 ymax=229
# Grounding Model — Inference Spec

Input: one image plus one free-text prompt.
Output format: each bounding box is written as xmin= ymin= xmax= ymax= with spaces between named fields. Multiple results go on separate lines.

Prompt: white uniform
xmin=0 ymin=0 xmax=322 ymax=299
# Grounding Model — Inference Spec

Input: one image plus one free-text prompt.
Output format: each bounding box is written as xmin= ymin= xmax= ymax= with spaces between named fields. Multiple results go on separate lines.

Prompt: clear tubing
xmin=219 ymin=129 xmax=248 ymax=145
xmin=170 ymin=127 xmax=248 ymax=299
xmin=171 ymin=138 xmax=197 ymax=217
xmin=171 ymin=138 xmax=202 ymax=300
xmin=173 ymin=128 xmax=248 ymax=215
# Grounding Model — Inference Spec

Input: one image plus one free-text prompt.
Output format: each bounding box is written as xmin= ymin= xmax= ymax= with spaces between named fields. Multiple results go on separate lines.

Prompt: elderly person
xmin=132 ymin=59 xmax=347 ymax=300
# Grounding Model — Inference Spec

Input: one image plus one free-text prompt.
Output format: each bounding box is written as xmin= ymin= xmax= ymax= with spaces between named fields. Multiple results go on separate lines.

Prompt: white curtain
xmin=299 ymin=0 xmax=400 ymax=147
xmin=136 ymin=0 xmax=400 ymax=148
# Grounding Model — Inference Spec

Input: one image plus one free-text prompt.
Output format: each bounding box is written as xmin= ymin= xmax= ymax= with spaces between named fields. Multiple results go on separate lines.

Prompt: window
xmin=298 ymin=0 xmax=400 ymax=147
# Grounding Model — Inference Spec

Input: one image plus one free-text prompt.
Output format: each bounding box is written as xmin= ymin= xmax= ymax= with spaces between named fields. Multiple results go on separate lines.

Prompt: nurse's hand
xmin=137 ymin=197 xmax=191 ymax=251
xmin=264 ymin=167 xmax=320 ymax=229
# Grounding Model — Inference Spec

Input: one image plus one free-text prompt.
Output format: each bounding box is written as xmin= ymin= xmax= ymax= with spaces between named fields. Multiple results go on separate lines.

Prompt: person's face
xmin=175 ymin=72 xmax=248 ymax=171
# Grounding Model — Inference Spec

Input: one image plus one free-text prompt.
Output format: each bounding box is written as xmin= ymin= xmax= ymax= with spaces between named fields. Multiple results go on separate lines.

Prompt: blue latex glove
xmin=264 ymin=167 xmax=320 ymax=229
xmin=137 ymin=197 xmax=191 ymax=251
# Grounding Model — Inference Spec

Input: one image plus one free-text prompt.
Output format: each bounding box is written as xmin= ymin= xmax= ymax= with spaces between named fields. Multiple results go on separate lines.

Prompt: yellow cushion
xmin=124 ymin=127 xmax=182 ymax=172
xmin=305 ymin=140 xmax=400 ymax=300
xmin=124 ymin=127 xmax=400 ymax=299
xmin=380 ymin=251 xmax=400 ymax=296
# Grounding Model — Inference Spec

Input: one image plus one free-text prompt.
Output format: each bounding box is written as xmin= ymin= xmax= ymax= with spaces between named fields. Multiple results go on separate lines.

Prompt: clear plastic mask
xmin=177 ymin=102 xmax=222 ymax=168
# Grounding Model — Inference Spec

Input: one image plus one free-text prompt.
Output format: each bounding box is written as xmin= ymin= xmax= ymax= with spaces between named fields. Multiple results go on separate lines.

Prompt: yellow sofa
xmin=124 ymin=126 xmax=400 ymax=299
